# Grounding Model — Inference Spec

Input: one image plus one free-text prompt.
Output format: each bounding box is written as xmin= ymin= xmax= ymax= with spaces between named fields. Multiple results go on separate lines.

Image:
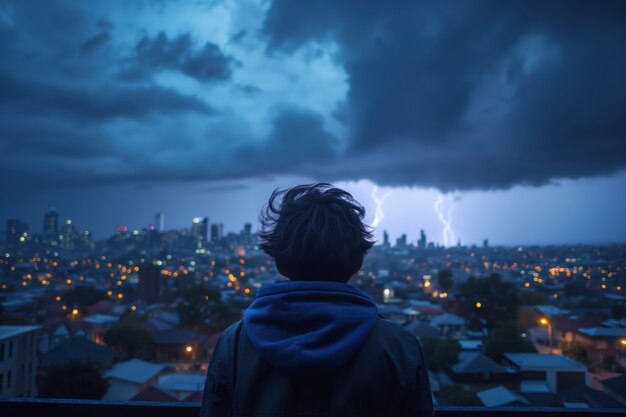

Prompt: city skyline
xmin=3 ymin=171 xmax=626 ymax=247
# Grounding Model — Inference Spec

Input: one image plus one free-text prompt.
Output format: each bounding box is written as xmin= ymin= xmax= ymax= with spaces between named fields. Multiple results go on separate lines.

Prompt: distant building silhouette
xmin=60 ymin=219 xmax=76 ymax=251
xmin=44 ymin=208 xmax=59 ymax=245
xmin=418 ymin=229 xmax=427 ymax=249
xmin=483 ymin=239 xmax=489 ymax=248
xmin=138 ymin=264 xmax=161 ymax=304
xmin=210 ymin=223 xmax=223 ymax=242
xmin=155 ymin=213 xmax=165 ymax=232
xmin=383 ymin=230 xmax=390 ymax=247
xmin=191 ymin=217 xmax=209 ymax=247
xmin=243 ymin=223 xmax=252 ymax=236
xmin=6 ymin=219 xmax=28 ymax=248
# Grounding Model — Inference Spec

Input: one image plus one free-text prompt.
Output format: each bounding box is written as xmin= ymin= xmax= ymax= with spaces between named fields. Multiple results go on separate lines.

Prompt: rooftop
xmin=578 ymin=328 xmax=626 ymax=337
xmin=477 ymin=386 xmax=530 ymax=407
xmin=505 ymin=353 xmax=587 ymax=370
xmin=0 ymin=325 xmax=40 ymax=340
xmin=451 ymin=351 xmax=505 ymax=374
xmin=104 ymin=359 xmax=164 ymax=384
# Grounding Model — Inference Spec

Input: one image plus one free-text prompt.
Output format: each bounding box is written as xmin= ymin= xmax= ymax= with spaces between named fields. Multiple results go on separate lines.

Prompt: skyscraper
xmin=210 ymin=223 xmax=224 ymax=242
xmin=44 ymin=208 xmax=59 ymax=245
xmin=243 ymin=223 xmax=252 ymax=236
xmin=418 ymin=229 xmax=427 ymax=249
xmin=6 ymin=219 xmax=28 ymax=248
xmin=60 ymin=219 xmax=76 ymax=251
xmin=155 ymin=213 xmax=165 ymax=232
xmin=191 ymin=216 xmax=209 ymax=246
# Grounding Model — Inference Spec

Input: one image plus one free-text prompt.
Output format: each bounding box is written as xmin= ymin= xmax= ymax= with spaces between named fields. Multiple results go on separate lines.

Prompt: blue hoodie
xmin=243 ymin=280 xmax=378 ymax=374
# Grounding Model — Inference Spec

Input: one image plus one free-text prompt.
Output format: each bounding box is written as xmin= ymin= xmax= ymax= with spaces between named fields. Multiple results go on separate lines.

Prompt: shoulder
xmin=213 ymin=320 xmax=244 ymax=355
xmin=370 ymin=316 xmax=423 ymax=358
xmin=375 ymin=316 xmax=420 ymax=343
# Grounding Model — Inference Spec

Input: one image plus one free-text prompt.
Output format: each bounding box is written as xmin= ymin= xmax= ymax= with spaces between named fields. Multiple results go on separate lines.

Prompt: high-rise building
xmin=0 ymin=325 xmax=40 ymax=398
xmin=6 ymin=220 xmax=28 ymax=248
xmin=138 ymin=264 xmax=161 ymax=304
xmin=60 ymin=219 xmax=77 ymax=251
xmin=155 ymin=213 xmax=164 ymax=232
xmin=418 ymin=229 xmax=427 ymax=249
xmin=396 ymin=234 xmax=407 ymax=248
xmin=243 ymin=223 xmax=252 ymax=236
xmin=210 ymin=223 xmax=224 ymax=242
xmin=191 ymin=217 xmax=209 ymax=246
xmin=43 ymin=208 xmax=59 ymax=245
xmin=383 ymin=230 xmax=390 ymax=247
xmin=483 ymin=239 xmax=489 ymax=248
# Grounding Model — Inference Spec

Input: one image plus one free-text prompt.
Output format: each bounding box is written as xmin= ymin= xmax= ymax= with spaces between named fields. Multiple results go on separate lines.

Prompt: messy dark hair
xmin=259 ymin=183 xmax=375 ymax=282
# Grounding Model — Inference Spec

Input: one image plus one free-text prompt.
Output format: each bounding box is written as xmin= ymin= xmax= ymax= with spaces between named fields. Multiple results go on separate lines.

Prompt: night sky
xmin=1 ymin=0 xmax=625 ymax=245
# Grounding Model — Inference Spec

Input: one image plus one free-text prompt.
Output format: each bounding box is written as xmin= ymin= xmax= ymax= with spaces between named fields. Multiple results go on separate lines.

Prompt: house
xmin=0 ymin=325 xmax=40 ymax=398
xmin=431 ymin=313 xmax=465 ymax=338
xmin=476 ymin=385 xmax=530 ymax=407
xmin=157 ymin=373 xmax=205 ymax=401
xmin=151 ymin=328 xmax=200 ymax=362
xmin=600 ymin=374 xmax=626 ymax=405
xmin=102 ymin=359 xmax=164 ymax=401
xmin=574 ymin=327 xmax=626 ymax=367
xmin=39 ymin=336 xmax=114 ymax=369
xmin=448 ymin=351 xmax=511 ymax=384
xmin=81 ymin=314 xmax=119 ymax=345
xmin=130 ymin=385 xmax=179 ymax=402
xmin=404 ymin=321 xmax=441 ymax=340
xmin=504 ymin=353 xmax=589 ymax=393
xmin=561 ymin=386 xmax=624 ymax=408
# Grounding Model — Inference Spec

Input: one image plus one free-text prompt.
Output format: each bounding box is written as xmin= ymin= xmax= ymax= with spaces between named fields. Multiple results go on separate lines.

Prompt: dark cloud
xmin=81 ymin=32 xmax=110 ymax=54
xmin=1 ymin=0 xmax=625 ymax=199
xmin=129 ymin=32 xmax=233 ymax=83
xmin=263 ymin=0 xmax=626 ymax=190
xmin=0 ymin=72 xmax=212 ymax=121
xmin=237 ymin=107 xmax=338 ymax=176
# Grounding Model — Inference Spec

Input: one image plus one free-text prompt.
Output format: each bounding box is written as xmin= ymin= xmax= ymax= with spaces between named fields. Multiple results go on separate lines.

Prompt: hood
xmin=243 ymin=280 xmax=378 ymax=374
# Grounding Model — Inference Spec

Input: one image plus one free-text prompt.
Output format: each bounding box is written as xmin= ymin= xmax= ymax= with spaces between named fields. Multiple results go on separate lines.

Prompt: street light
xmin=540 ymin=317 xmax=553 ymax=353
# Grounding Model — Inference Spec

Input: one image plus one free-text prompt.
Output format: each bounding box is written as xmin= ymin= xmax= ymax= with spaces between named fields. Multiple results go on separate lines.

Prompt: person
xmin=199 ymin=183 xmax=433 ymax=417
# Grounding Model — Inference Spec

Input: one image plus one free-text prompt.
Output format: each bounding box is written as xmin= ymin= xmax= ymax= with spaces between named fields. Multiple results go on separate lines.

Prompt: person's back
xmin=200 ymin=184 xmax=433 ymax=417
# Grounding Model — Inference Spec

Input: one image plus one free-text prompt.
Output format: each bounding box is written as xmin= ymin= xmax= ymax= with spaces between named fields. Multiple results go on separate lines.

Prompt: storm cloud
xmin=264 ymin=0 xmax=626 ymax=189
xmin=1 ymin=0 xmax=625 ymax=195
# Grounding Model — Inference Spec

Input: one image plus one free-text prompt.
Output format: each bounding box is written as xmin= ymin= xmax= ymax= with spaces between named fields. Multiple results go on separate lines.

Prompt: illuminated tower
xmin=191 ymin=216 xmax=209 ymax=247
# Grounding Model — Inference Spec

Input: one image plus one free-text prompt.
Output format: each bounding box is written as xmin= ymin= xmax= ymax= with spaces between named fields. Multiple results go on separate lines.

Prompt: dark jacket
xmin=199 ymin=281 xmax=433 ymax=417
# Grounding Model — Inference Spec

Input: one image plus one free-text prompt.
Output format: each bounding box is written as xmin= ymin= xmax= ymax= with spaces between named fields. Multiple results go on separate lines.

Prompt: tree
xmin=485 ymin=322 xmax=536 ymax=361
xmin=457 ymin=273 xmax=520 ymax=332
xmin=38 ymin=360 xmax=108 ymax=399
xmin=438 ymin=269 xmax=454 ymax=293
xmin=63 ymin=286 xmax=107 ymax=307
xmin=103 ymin=324 xmax=154 ymax=358
xmin=561 ymin=341 xmax=587 ymax=364
xmin=420 ymin=337 xmax=461 ymax=372
xmin=177 ymin=285 xmax=222 ymax=331
xmin=519 ymin=290 xmax=550 ymax=305
xmin=439 ymin=384 xmax=481 ymax=406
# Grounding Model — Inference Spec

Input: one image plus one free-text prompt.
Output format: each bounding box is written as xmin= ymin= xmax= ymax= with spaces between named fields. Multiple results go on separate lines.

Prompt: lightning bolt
xmin=434 ymin=194 xmax=457 ymax=247
xmin=371 ymin=185 xmax=392 ymax=228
